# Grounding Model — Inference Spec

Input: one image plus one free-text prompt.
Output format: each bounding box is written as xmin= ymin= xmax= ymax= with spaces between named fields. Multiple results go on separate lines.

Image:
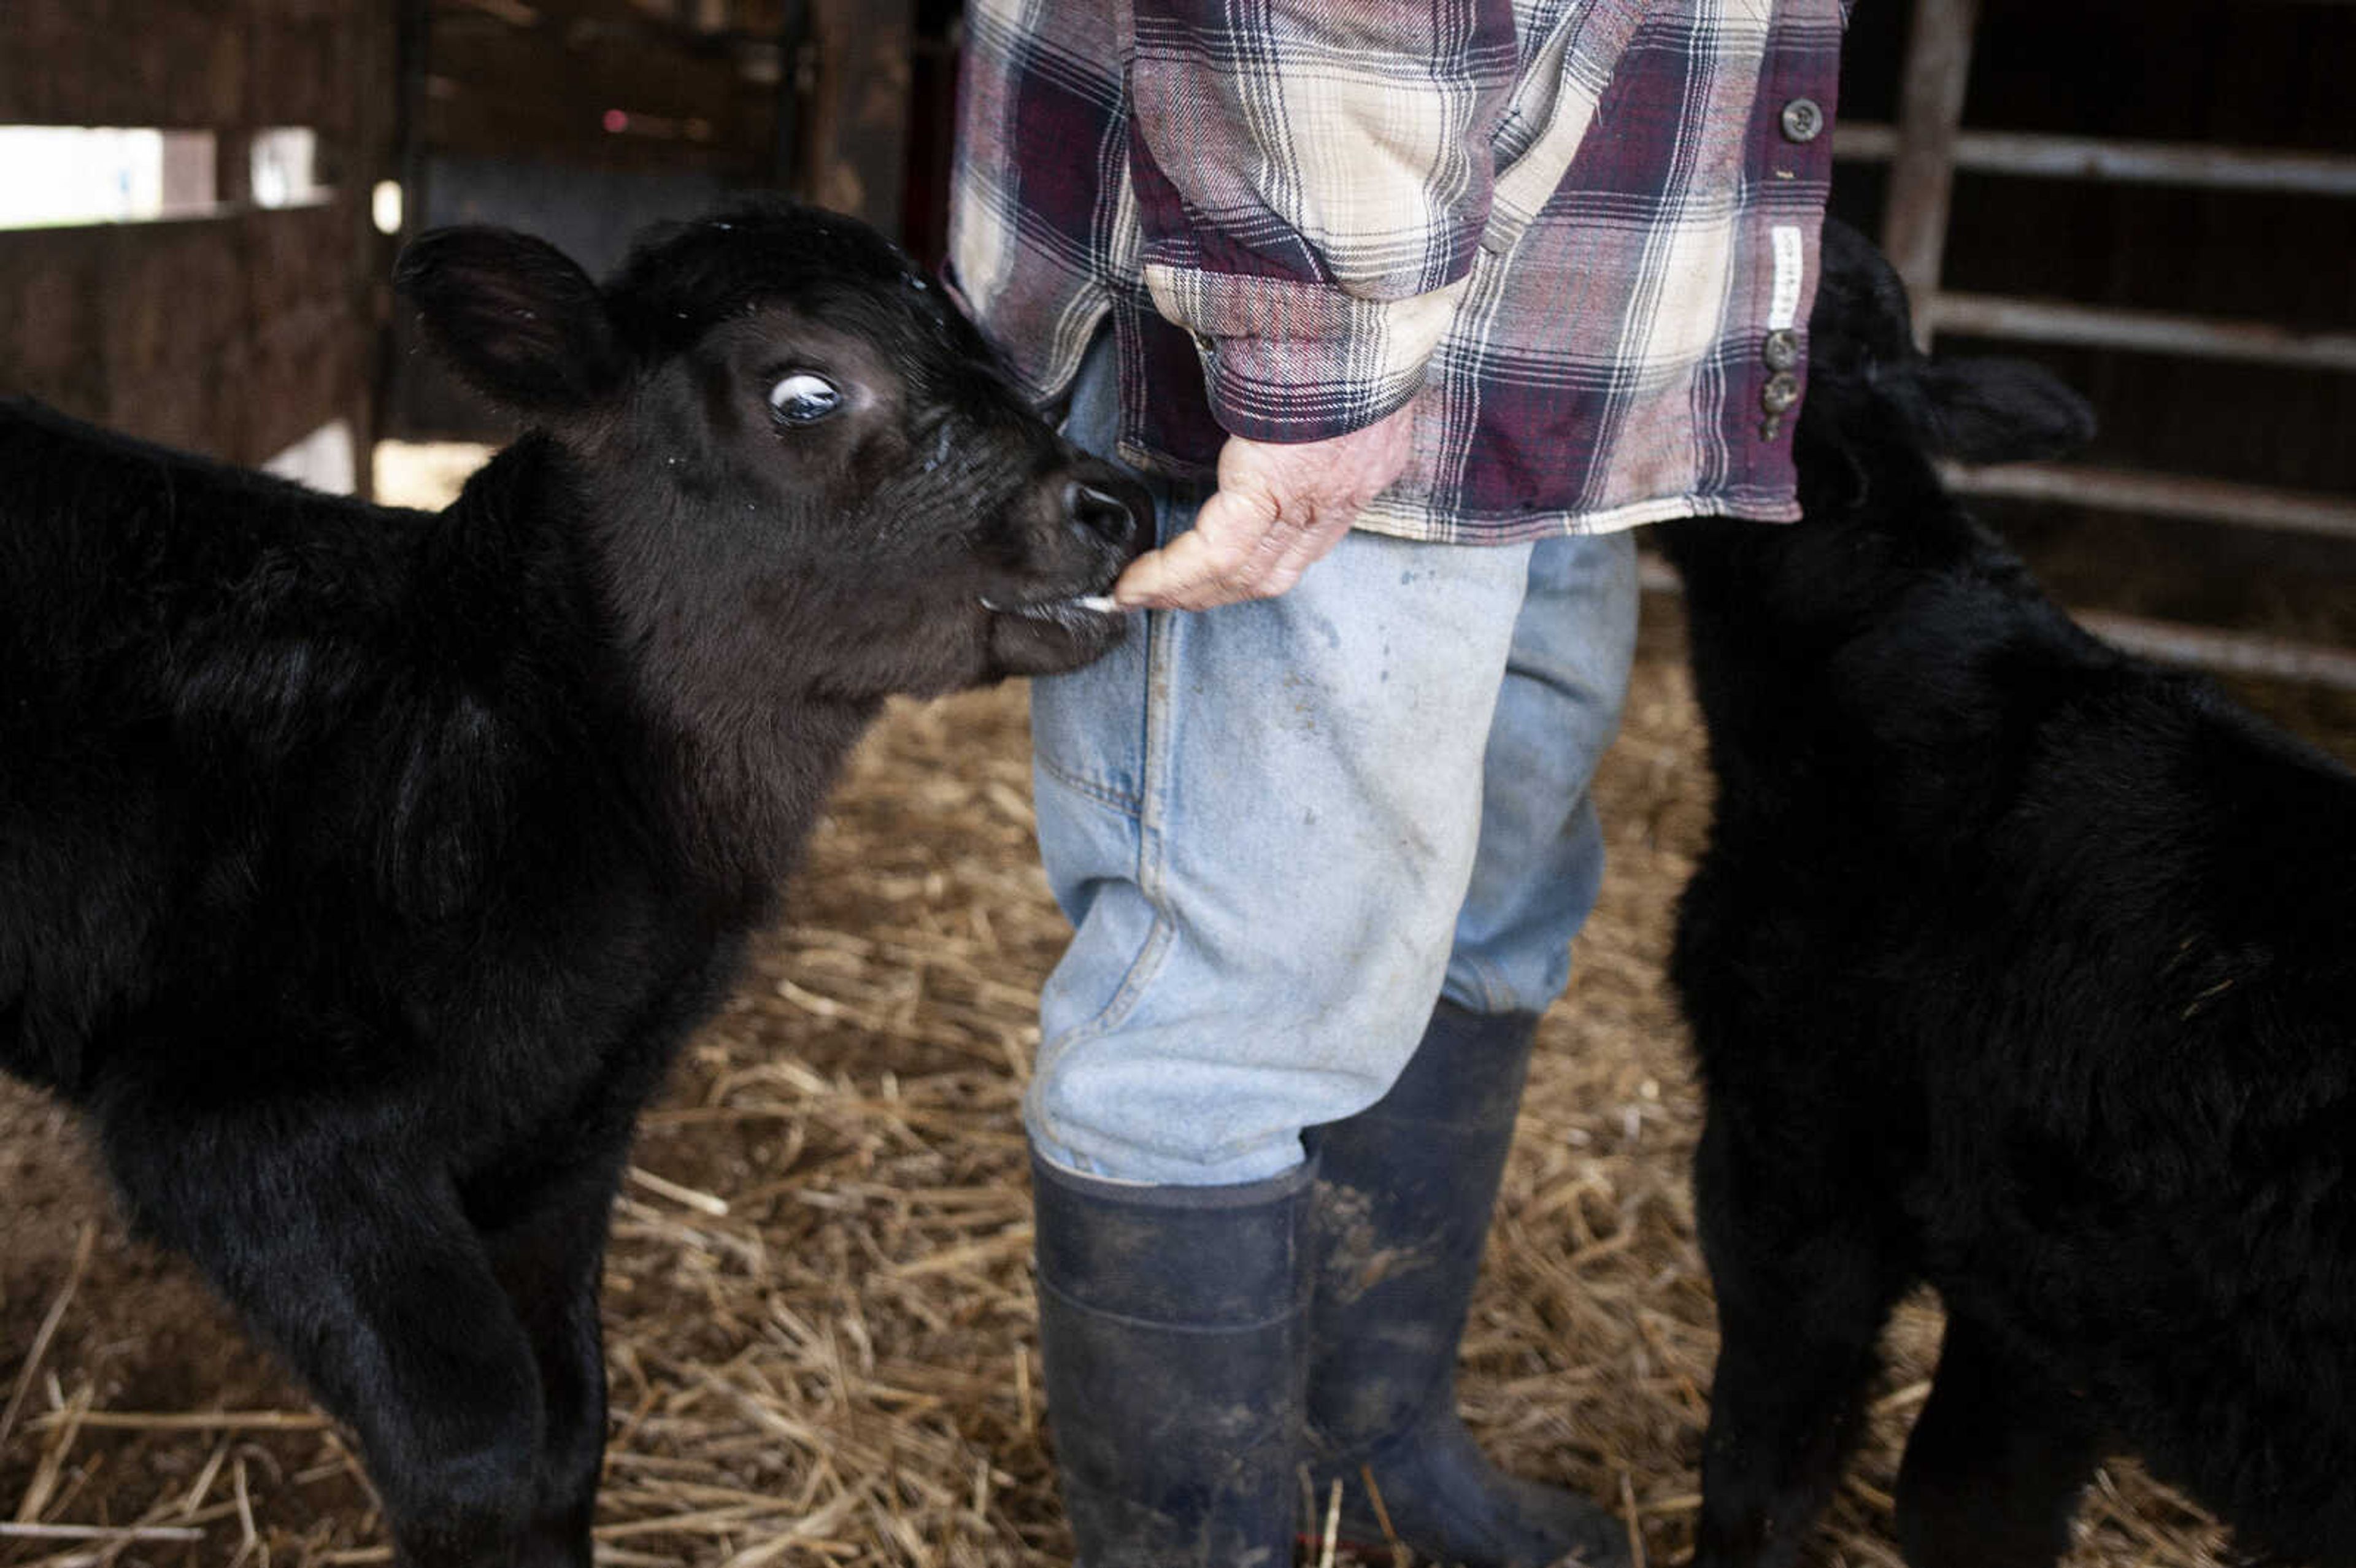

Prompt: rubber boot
xmin=1304 ymin=1002 xmax=1631 ymax=1568
xmin=1031 ymin=1152 xmax=1313 ymax=1568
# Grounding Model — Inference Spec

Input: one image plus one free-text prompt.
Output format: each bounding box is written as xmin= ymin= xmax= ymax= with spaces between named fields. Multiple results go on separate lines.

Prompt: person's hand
xmin=1113 ymin=401 xmax=1415 ymax=610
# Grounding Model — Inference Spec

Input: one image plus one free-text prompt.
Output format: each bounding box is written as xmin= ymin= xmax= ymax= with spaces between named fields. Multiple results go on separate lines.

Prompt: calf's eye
xmin=768 ymin=372 xmax=843 ymax=425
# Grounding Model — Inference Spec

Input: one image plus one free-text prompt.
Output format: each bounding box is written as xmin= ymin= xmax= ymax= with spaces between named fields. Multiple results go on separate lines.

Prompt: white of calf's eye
xmin=768 ymin=372 xmax=843 ymax=425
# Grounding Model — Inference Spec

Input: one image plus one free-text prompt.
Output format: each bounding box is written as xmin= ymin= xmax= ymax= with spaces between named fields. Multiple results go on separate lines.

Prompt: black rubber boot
xmin=1304 ymin=1002 xmax=1631 ymax=1568
xmin=1031 ymin=1152 xmax=1313 ymax=1568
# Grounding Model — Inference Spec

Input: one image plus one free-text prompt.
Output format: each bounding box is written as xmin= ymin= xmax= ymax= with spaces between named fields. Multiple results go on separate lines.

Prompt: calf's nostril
xmin=1063 ymin=480 xmax=1141 ymax=549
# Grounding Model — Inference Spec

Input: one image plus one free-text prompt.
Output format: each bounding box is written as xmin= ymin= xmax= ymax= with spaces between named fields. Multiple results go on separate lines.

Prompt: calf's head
xmin=1807 ymin=220 xmax=2096 ymax=469
xmin=395 ymin=202 xmax=1148 ymax=701
xmin=1661 ymin=223 xmax=2100 ymax=614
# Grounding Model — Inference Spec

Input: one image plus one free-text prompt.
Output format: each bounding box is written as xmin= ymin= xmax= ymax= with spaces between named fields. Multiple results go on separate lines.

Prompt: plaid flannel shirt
xmin=947 ymin=0 xmax=1848 ymax=543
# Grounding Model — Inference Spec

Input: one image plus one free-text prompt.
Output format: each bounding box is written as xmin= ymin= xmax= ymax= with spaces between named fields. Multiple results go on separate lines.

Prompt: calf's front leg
xmin=1895 ymin=1313 xmax=2100 ymax=1568
xmin=476 ymin=1143 xmax=634 ymax=1568
xmin=1692 ymin=1112 xmax=1908 ymax=1568
xmin=110 ymin=1124 xmax=551 ymax=1567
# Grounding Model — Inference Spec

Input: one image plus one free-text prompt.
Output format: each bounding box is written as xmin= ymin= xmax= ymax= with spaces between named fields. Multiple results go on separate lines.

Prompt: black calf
xmin=1661 ymin=223 xmax=2355 ymax=1568
xmin=0 ymin=201 xmax=1144 ymax=1567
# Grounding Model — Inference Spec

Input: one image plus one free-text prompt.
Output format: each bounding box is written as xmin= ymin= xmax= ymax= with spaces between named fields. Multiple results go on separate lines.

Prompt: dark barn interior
xmin=1834 ymin=0 xmax=2356 ymax=704
xmin=2 ymin=2 xmax=2352 ymax=1564
xmin=0 ymin=0 xmax=397 ymax=482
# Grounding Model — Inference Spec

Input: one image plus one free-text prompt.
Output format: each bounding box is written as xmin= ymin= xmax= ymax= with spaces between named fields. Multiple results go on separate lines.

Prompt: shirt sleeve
xmin=1125 ymin=0 xmax=1519 ymax=444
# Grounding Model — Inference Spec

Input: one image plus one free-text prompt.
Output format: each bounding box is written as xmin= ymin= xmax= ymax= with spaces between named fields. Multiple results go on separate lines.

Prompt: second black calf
xmin=1662 ymin=225 xmax=2356 ymax=1568
xmin=0 ymin=202 xmax=1143 ymax=1567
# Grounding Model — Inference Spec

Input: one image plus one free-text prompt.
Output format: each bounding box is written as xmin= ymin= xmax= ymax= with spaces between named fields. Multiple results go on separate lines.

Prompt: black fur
xmin=0 ymin=201 xmax=1144 ymax=1568
xmin=1662 ymin=221 xmax=2355 ymax=1568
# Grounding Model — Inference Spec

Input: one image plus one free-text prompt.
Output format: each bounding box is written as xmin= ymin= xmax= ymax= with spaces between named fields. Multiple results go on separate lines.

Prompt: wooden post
xmin=796 ymin=0 xmax=914 ymax=239
xmin=1882 ymin=0 xmax=1979 ymax=348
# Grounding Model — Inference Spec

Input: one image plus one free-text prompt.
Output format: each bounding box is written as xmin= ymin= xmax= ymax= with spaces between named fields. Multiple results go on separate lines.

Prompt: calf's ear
xmin=1908 ymin=356 xmax=2098 ymax=465
xmin=396 ymin=227 xmax=625 ymax=412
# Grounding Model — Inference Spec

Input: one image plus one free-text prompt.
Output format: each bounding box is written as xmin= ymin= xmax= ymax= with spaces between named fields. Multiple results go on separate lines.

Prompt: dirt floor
xmin=2 ymin=447 xmax=2349 ymax=1567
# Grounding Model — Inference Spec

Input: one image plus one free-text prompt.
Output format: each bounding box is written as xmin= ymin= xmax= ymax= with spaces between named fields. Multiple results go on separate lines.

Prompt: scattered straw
xmin=0 ymin=1526 xmax=202 ymax=1544
xmin=0 ymin=1226 xmax=93 ymax=1461
xmin=631 ymin=1167 xmax=735 ymax=1218
xmin=1619 ymin=1470 xmax=1647 ymax=1568
xmin=1358 ymin=1466 xmax=1407 ymax=1568
xmin=28 ymin=1413 xmax=328 ymax=1435
xmin=4 ymin=475 xmax=2340 ymax=1563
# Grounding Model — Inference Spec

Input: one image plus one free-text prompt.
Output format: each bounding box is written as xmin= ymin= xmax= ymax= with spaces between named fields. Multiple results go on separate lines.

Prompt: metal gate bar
xmin=1927 ymin=293 xmax=2356 ymax=374
xmin=1838 ymin=123 xmax=2356 ymax=198
xmin=1941 ymin=462 xmax=2356 ymax=544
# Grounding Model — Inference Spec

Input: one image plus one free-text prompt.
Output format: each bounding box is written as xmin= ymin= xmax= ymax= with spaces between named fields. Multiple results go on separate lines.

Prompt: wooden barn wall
xmin=0 ymin=0 xmax=398 ymax=474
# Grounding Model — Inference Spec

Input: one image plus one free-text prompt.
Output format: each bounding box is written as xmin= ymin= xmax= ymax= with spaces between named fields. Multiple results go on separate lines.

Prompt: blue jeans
xmin=1030 ymin=342 xmax=1639 ymax=1185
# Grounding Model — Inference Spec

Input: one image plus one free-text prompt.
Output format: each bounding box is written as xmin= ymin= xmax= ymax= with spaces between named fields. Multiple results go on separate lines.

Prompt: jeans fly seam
xmin=1083 ymin=601 xmax=1184 ymax=1032
xmin=1028 ymin=605 xmax=1187 ymax=1102
xmin=1134 ymin=603 xmax=1177 ymax=917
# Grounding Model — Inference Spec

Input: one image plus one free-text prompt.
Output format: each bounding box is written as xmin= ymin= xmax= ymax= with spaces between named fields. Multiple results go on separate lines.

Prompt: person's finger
xmin=1114 ymin=406 xmax=1411 ymax=609
xmin=1118 ymin=496 xmax=1361 ymax=610
xmin=1115 ymin=490 xmax=1275 ymax=609
xmin=1114 ymin=518 xmax=1247 ymax=609
xmin=1109 ymin=535 xmax=1193 ymax=607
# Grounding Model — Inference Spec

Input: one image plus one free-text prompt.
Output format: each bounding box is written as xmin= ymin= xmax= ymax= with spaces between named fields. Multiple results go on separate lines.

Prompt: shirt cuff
xmin=1141 ymin=264 xmax=1469 ymax=444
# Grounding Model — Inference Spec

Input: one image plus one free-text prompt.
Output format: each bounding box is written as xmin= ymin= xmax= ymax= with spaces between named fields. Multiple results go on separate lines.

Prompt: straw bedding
xmin=2 ymin=445 xmax=2345 ymax=1568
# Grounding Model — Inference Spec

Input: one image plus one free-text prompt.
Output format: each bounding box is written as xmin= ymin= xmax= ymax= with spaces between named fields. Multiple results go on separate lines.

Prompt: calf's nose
xmin=1063 ymin=481 xmax=1134 ymax=545
xmin=1062 ymin=473 xmax=1154 ymax=563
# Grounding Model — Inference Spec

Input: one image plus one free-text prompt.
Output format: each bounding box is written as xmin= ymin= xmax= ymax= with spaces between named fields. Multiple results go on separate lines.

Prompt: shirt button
xmin=1780 ymin=98 xmax=1825 ymax=143
xmin=1760 ymin=372 xmax=1801 ymax=414
xmin=1763 ymin=328 xmax=1801 ymax=372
